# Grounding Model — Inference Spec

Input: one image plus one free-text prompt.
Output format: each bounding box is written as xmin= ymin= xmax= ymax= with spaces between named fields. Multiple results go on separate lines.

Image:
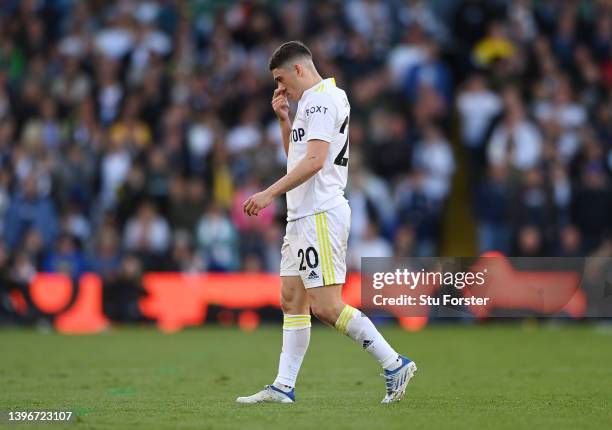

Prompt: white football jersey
xmin=286 ymin=78 xmax=350 ymax=221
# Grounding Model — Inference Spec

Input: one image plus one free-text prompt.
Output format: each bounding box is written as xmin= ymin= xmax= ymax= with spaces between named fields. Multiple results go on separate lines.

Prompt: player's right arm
xmin=271 ymin=88 xmax=291 ymax=155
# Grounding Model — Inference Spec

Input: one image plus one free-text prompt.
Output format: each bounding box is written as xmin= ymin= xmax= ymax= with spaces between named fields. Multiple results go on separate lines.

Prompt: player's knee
xmin=309 ymin=302 xmax=338 ymax=325
xmin=280 ymin=296 xmax=294 ymax=314
xmin=280 ymin=289 xmax=308 ymax=315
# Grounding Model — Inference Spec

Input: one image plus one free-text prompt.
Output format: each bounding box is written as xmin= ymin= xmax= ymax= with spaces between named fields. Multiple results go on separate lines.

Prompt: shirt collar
xmin=300 ymin=77 xmax=336 ymax=100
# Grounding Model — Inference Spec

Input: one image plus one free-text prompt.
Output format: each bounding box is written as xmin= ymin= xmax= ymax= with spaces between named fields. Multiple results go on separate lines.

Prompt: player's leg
xmin=272 ymin=275 xmax=310 ymax=393
xmin=236 ymin=232 xmax=310 ymax=404
xmin=306 ymin=204 xmax=417 ymax=403
xmin=307 ymin=205 xmax=399 ymax=367
xmin=307 ymin=284 xmax=401 ymax=370
xmin=307 ymin=284 xmax=417 ymax=403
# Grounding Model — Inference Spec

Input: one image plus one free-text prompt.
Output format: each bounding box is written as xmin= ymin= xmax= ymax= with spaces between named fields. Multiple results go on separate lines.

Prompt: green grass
xmin=1 ymin=322 xmax=611 ymax=429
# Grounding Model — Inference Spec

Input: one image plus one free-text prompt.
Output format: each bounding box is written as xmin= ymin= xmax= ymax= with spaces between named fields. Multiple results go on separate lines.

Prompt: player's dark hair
xmin=268 ymin=41 xmax=312 ymax=70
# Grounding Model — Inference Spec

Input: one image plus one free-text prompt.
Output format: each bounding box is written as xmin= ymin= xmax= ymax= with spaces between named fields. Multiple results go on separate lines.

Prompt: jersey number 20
xmin=334 ymin=116 xmax=349 ymax=167
xmin=298 ymin=247 xmax=319 ymax=270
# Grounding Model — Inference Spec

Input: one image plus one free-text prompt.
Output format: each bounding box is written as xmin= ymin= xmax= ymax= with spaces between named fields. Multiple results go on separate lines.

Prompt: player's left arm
xmin=243 ymin=139 xmax=329 ymax=216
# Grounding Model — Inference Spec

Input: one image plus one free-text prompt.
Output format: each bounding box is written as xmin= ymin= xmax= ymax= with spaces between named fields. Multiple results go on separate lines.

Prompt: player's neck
xmin=299 ymin=73 xmax=324 ymax=99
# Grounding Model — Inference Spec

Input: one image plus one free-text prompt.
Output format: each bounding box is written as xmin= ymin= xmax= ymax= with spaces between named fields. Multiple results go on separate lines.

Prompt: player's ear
xmin=294 ymin=63 xmax=303 ymax=77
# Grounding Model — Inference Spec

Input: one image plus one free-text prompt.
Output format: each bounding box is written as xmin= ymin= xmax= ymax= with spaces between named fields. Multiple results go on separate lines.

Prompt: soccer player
xmin=236 ymin=41 xmax=417 ymax=404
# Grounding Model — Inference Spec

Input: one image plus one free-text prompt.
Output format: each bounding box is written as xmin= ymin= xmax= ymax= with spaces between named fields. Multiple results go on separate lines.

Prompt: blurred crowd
xmin=0 ymin=0 xmax=611 ymax=296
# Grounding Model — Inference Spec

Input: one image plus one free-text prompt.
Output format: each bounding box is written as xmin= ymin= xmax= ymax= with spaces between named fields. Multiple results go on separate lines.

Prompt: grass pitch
xmin=1 ymin=322 xmax=611 ymax=430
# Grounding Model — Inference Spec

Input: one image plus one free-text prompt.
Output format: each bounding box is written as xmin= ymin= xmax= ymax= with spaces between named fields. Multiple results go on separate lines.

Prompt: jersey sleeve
xmin=303 ymin=92 xmax=338 ymax=143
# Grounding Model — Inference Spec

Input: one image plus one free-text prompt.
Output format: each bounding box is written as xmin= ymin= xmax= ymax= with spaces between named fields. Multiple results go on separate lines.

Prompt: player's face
xmin=272 ymin=66 xmax=300 ymax=101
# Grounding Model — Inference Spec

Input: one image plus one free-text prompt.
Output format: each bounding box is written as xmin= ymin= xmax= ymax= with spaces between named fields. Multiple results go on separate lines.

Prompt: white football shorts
xmin=280 ymin=202 xmax=350 ymax=288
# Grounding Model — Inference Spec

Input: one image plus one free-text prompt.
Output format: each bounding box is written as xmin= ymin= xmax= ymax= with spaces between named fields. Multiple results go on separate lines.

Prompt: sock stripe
xmin=335 ymin=305 xmax=356 ymax=334
xmin=283 ymin=325 xmax=311 ymax=330
xmin=284 ymin=315 xmax=311 ymax=321
xmin=283 ymin=323 xmax=311 ymax=329
xmin=283 ymin=314 xmax=311 ymax=329
xmin=338 ymin=308 xmax=348 ymax=329
xmin=284 ymin=319 xmax=311 ymax=323
xmin=337 ymin=307 xmax=352 ymax=333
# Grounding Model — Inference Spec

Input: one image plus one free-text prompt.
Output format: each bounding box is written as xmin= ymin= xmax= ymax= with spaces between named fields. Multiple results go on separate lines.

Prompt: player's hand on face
xmin=272 ymin=89 xmax=289 ymax=122
xmin=243 ymin=190 xmax=273 ymax=216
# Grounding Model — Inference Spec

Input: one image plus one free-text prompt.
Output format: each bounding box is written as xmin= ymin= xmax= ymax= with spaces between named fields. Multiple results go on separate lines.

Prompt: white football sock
xmin=335 ymin=305 xmax=400 ymax=370
xmin=273 ymin=314 xmax=311 ymax=390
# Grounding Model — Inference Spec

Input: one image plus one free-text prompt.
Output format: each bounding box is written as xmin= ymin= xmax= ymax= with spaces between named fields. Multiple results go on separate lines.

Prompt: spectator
xmin=100 ymin=137 xmax=132 ymax=210
xmin=347 ymin=220 xmax=393 ymax=271
xmin=0 ymin=241 xmax=23 ymax=323
xmin=89 ymin=225 xmax=122 ymax=279
xmin=571 ymin=167 xmax=612 ymax=253
xmin=187 ymin=110 xmax=217 ymax=175
xmin=167 ymin=230 xmax=203 ymax=273
xmin=411 ymin=123 xmax=455 ymax=201
xmin=557 ymin=224 xmax=582 ymax=257
xmin=393 ymin=224 xmax=416 ymax=258
xmin=0 ymin=0 xmax=608 ymax=285
xmin=516 ymin=224 xmax=544 ymax=257
xmin=145 ymin=147 xmax=171 ymax=210
xmin=109 ymin=95 xmax=152 ymax=150
xmin=472 ymin=21 xmax=516 ymax=68
xmin=50 ymin=57 xmax=91 ymax=108
xmin=475 ymin=165 xmax=513 ymax=255
xmin=168 ymin=176 xmax=208 ymax=233
xmin=403 ymin=39 xmax=451 ymax=107
xmin=387 ymin=26 xmax=428 ymax=87
xmin=196 ymin=205 xmax=239 ymax=272
xmin=43 ymin=234 xmax=87 ymax=282
xmin=20 ymin=228 xmax=44 ymax=269
xmin=487 ymin=89 xmax=543 ymax=170
xmin=116 ymin=163 xmax=147 ymax=228
xmin=456 ymin=73 xmax=502 ymax=185
xmin=3 ymin=175 xmax=58 ymax=250
xmin=123 ymin=201 xmax=171 ymax=258
xmin=395 ymin=171 xmax=441 ymax=256
xmin=103 ymin=254 xmax=147 ymax=322
xmin=59 ymin=204 xmax=91 ymax=245
xmin=533 ymin=77 xmax=586 ymax=162
xmin=261 ymin=221 xmax=283 ymax=273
